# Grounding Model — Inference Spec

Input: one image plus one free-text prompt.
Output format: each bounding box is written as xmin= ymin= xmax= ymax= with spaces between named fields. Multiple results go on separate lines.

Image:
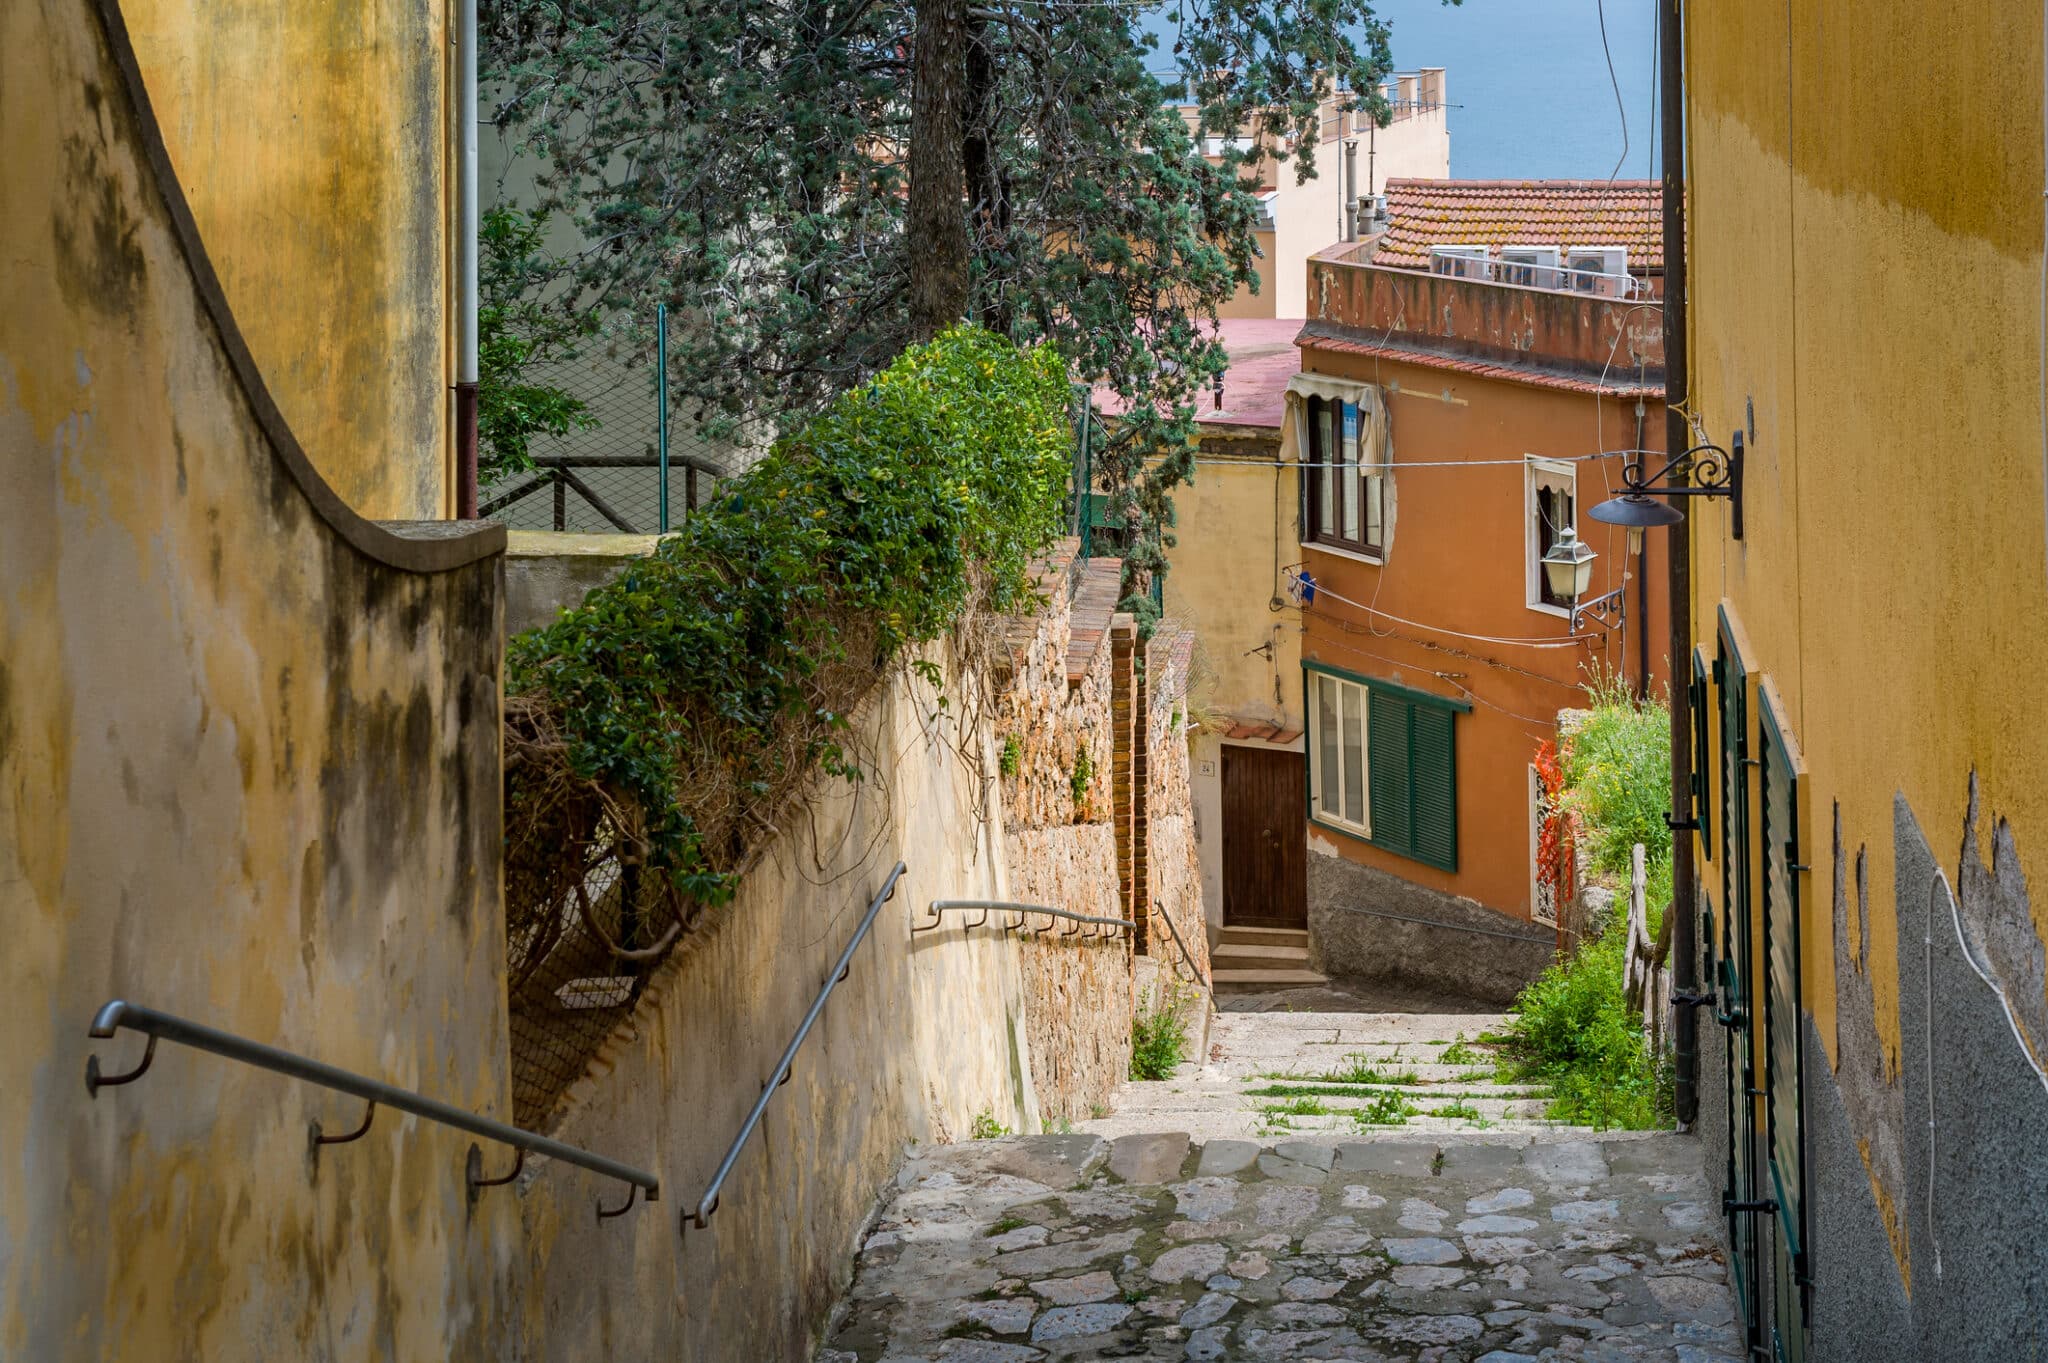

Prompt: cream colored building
xmin=1202 ymin=70 xmax=1451 ymax=320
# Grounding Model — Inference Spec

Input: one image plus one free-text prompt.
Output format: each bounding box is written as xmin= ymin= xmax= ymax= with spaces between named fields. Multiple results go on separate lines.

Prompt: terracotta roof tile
xmin=1370 ymin=179 xmax=1662 ymax=273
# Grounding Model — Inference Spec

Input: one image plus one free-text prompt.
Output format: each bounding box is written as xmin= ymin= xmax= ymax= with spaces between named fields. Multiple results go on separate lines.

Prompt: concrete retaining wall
xmin=1306 ymin=839 xmax=1554 ymax=1004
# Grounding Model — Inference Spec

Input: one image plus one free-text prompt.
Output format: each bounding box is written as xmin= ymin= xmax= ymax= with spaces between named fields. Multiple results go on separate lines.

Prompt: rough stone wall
xmin=1146 ymin=629 xmax=1211 ymax=987
xmin=2 ymin=6 xmax=512 ymax=1356
xmin=1306 ymin=842 xmax=1554 ymax=1004
xmin=994 ymin=549 xmax=1134 ymax=1121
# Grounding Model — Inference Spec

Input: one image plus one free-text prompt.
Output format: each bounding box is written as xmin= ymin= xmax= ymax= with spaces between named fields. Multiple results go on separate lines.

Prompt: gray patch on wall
xmin=1796 ymin=794 xmax=2048 ymax=1360
xmin=1306 ymin=854 xmax=1551 ymax=1004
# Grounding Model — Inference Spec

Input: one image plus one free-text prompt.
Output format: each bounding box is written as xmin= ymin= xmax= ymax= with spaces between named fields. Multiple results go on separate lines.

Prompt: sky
xmin=1151 ymin=0 xmax=1661 ymax=182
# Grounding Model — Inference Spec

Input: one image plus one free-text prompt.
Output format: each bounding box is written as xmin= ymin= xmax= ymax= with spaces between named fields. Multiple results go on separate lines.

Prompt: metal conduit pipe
xmin=453 ymin=0 xmax=480 ymax=519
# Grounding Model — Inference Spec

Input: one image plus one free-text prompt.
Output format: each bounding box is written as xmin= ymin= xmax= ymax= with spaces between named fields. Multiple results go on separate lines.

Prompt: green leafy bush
xmin=1562 ymin=675 xmax=1674 ymax=875
xmin=1502 ymin=916 xmax=1661 ymax=1130
xmin=505 ymin=327 xmax=1072 ymax=919
xmin=999 ymin=734 xmax=1022 ymax=777
xmin=1130 ymin=985 xmax=1190 ymax=1080
xmin=971 ymin=1111 xmax=1012 ymax=1140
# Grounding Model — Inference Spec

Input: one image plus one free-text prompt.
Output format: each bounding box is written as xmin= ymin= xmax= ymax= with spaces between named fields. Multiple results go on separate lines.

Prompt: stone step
xmin=1211 ymin=942 xmax=1311 ymax=964
xmin=1216 ymin=924 xmax=1308 ymax=948
xmin=1213 ymin=967 xmax=1329 ymax=991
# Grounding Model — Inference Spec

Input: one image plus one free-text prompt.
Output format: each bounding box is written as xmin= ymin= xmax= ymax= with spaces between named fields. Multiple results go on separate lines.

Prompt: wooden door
xmin=1221 ymin=746 xmax=1307 ymax=928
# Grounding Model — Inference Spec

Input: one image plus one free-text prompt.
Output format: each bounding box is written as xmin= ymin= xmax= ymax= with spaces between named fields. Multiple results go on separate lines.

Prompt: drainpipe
xmin=1633 ymin=398 xmax=1651 ymax=703
xmin=454 ymin=0 xmax=480 ymax=519
xmin=1344 ymin=139 xmax=1359 ymax=241
xmin=1660 ymin=0 xmax=1698 ymax=1128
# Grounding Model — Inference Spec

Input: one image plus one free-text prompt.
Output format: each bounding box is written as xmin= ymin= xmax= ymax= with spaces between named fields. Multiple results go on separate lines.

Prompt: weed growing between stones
xmin=1429 ymin=1098 xmax=1480 ymax=1120
xmin=1356 ymin=1092 xmax=1420 ymax=1127
xmin=971 ymin=1111 xmax=1013 ymax=1139
xmin=1129 ymin=982 xmax=1190 ymax=1081
xmin=999 ymin=733 xmax=1022 ymax=777
xmin=1437 ymin=1033 xmax=1481 ymax=1066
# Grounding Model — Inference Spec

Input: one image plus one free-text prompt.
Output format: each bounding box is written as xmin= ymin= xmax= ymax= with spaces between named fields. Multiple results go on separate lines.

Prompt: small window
xmin=1306 ymin=667 xmax=1464 ymax=871
xmin=1525 ymin=456 xmax=1577 ymax=614
xmin=1303 ymin=394 xmax=1388 ymax=560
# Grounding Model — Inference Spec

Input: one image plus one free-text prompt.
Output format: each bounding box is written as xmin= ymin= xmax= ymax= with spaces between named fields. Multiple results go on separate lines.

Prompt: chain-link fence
xmin=481 ymin=308 xmax=746 ymax=534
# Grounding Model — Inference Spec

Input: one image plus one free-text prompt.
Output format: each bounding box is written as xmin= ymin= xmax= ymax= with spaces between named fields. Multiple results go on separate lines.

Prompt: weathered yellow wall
xmin=1164 ymin=438 xmax=1303 ymax=728
xmin=1686 ymin=0 xmax=2048 ymax=1284
xmin=1 ymin=1 xmax=509 ymax=1356
xmin=124 ymin=0 xmax=454 ymax=519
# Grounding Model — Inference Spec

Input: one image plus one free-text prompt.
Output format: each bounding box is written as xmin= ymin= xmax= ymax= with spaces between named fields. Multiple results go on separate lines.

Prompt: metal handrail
xmin=85 ymin=1000 xmax=659 ymax=1216
xmin=915 ymin=899 xmax=1135 ymax=938
xmin=684 ymin=861 xmax=906 ymax=1232
xmin=1152 ymin=902 xmax=1213 ymax=995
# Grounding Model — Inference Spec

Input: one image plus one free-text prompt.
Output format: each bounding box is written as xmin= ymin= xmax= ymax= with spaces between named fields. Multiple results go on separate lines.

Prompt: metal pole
xmin=657 ymin=302 xmax=670 ymax=533
xmin=1660 ymin=0 xmax=1698 ymax=1128
xmin=454 ymin=0 xmax=479 ymax=519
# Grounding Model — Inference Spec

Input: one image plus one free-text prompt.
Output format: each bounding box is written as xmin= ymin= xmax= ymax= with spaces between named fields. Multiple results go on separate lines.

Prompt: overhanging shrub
xmin=502 ymin=326 xmax=1070 ymax=995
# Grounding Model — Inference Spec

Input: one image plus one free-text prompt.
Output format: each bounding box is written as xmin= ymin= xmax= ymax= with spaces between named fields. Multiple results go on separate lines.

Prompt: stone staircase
xmin=1210 ymin=925 xmax=1327 ymax=993
xmin=820 ymin=1004 xmax=1741 ymax=1363
xmin=1081 ymin=1006 xmax=1595 ymax=1144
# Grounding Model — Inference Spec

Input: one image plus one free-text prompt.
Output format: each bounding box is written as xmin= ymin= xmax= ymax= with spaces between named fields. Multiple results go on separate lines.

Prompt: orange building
xmin=1286 ymin=180 xmax=1670 ymax=1001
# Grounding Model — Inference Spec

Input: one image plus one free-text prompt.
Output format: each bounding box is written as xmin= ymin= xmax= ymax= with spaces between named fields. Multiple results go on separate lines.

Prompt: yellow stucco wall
xmin=124 ymin=0 xmax=454 ymax=519
xmin=1163 ymin=432 xmax=1304 ymax=728
xmin=1 ymin=1 xmax=509 ymax=1355
xmin=1685 ymin=0 xmax=2047 ymax=1271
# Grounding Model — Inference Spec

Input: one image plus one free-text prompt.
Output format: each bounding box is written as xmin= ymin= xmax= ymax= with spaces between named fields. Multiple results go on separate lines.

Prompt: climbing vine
xmin=504 ymin=327 xmax=1072 ymax=939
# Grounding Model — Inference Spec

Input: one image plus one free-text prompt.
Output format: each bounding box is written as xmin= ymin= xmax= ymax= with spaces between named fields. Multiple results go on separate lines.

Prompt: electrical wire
xmin=1283 ymin=565 xmax=1594 ymax=650
xmin=1147 ymin=449 xmax=1655 ymax=471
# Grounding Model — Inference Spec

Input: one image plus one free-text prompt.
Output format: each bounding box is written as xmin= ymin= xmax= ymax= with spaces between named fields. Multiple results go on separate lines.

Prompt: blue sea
xmin=1152 ymin=0 xmax=1660 ymax=182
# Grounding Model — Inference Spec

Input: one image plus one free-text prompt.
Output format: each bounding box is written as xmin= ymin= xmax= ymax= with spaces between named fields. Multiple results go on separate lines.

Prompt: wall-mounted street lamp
xmin=1541 ymin=527 xmax=1622 ymax=634
xmin=1588 ymin=431 xmax=1745 ymax=540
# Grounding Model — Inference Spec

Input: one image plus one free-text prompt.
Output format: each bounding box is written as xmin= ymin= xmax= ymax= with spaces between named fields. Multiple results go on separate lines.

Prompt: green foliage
xmin=1263 ymin=1095 xmax=1330 ymax=1118
xmin=507 ymin=329 xmax=1071 ymax=909
xmin=485 ymin=0 xmax=1408 ymax=611
xmin=984 ymin=1215 xmax=1029 ymax=1237
xmin=1501 ymin=916 xmax=1662 ymax=1131
xmin=1069 ymin=743 xmax=1095 ymax=810
xmin=1429 ymin=1098 xmax=1480 ymax=1120
xmin=1356 ymin=1092 xmax=1419 ymax=1127
xmin=477 ymin=207 xmax=598 ymax=482
xmin=971 ymin=1111 xmax=1012 ymax=1140
xmin=1563 ymin=676 xmax=1674 ymax=875
xmin=999 ymin=733 xmax=1022 ymax=778
xmin=1437 ymin=1034 xmax=1480 ymax=1067
xmin=1130 ymin=984 xmax=1190 ymax=1080
xmin=1307 ymin=1053 xmax=1421 ymax=1086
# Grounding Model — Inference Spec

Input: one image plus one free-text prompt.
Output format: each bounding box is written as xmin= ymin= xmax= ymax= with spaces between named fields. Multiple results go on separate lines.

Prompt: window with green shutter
xmin=1305 ymin=665 xmax=1467 ymax=872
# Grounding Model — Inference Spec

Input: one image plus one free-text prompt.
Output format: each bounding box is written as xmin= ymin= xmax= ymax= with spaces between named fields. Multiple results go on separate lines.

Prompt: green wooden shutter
xmin=1366 ymin=689 xmax=1411 ymax=853
xmin=1691 ymin=649 xmax=1713 ymax=861
xmin=1410 ymin=704 xmax=1457 ymax=871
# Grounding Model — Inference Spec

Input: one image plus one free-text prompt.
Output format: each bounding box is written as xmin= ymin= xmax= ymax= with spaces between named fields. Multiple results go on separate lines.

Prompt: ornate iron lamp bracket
xmin=1621 ymin=431 xmax=1745 ymax=539
xmin=1569 ymin=585 xmax=1626 ymax=635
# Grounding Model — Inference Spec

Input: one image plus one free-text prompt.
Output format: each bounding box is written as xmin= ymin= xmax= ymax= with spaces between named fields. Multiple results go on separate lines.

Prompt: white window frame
xmin=1296 ymin=388 xmax=1390 ymax=565
xmin=1524 ymin=455 xmax=1577 ymax=618
xmin=1308 ymin=671 xmax=1371 ymax=838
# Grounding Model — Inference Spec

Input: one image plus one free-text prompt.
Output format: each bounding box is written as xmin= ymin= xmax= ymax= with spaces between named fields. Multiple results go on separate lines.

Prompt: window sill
xmin=1525 ymin=600 xmax=1571 ymax=620
xmin=1310 ymin=812 xmax=1459 ymax=874
xmin=1311 ymin=810 xmax=1372 ymax=842
xmin=1305 ymin=540 xmax=1386 ymax=570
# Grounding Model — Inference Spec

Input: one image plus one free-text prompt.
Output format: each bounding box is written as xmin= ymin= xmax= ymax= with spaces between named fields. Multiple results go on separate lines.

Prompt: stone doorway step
xmin=1212 ymin=926 xmax=1327 ymax=993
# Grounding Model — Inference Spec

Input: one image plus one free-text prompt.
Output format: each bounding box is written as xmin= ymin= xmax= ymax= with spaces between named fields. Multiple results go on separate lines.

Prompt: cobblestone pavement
xmin=819 ymin=1130 xmax=1739 ymax=1362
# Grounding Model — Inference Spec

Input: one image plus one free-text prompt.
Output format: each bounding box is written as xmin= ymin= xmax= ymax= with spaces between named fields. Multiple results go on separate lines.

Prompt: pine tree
xmin=485 ymin=0 xmax=1395 ymax=617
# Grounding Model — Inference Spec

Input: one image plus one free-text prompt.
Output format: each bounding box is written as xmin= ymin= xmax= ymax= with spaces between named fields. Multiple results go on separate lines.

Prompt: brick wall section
xmin=1108 ymin=612 xmax=1143 ymax=954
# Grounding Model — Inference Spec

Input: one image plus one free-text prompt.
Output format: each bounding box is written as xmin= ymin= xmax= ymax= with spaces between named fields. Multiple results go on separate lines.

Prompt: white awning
xmin=1285 ymin=372 xmax=1382 ymax=410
